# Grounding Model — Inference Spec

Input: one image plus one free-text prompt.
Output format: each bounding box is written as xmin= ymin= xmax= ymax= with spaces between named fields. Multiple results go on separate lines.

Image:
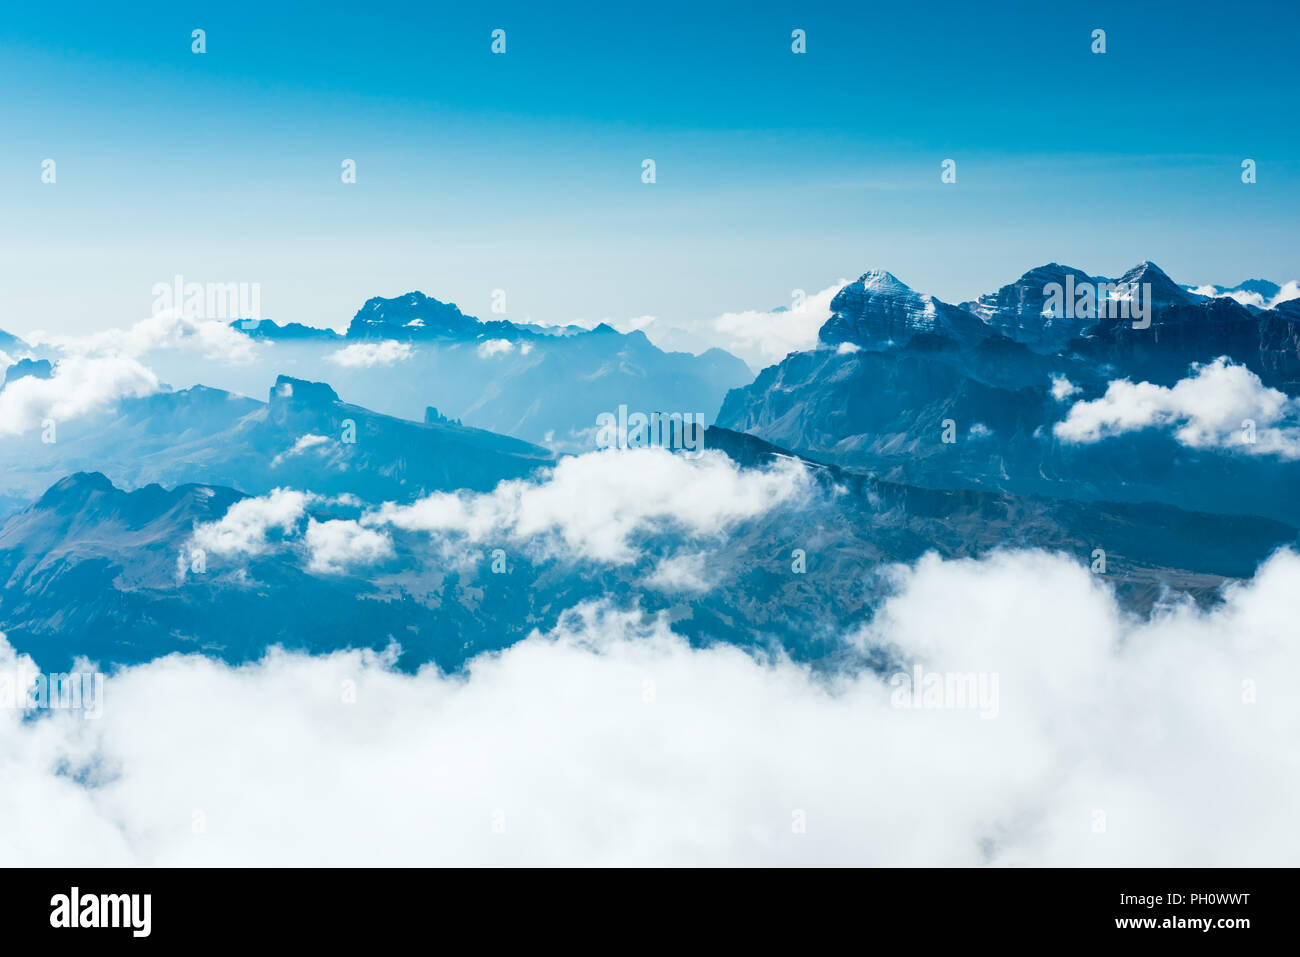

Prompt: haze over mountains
xmin=223 ymin=291 xmax=753 ymax=449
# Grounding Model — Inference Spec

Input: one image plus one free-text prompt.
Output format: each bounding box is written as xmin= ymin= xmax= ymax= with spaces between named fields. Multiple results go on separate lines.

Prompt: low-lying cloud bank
xmin=0 ymin=356 xmax=160 ymax=436
xmin=325 ymin=340 xmax=413 ymax=368
xmin=28 ymin=309 xmax=258 ymax=364
xmin=0 ymin=309 xmax=260 ymax=435
xmin=186 ymin=448 xmax=813 ymax=574
xmin=1188 ymin=281 xmax=1300 ymax=310
xmin=3 ymin=547 xmax=1295 ymax=866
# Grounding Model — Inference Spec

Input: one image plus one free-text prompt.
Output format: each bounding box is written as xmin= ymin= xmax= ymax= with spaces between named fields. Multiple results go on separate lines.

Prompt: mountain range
xmin=1 ymin=261 xmax=1297 ymax=672
xmin=2 ymin=427 xmax=1291 ymax=671
xmin=216 ymin=291 xmax=752 ymax=449
xmin=0 ymin=374 xmax=553 ymax=512
xmin=719 ymin=261 xmax=1300 ymax=524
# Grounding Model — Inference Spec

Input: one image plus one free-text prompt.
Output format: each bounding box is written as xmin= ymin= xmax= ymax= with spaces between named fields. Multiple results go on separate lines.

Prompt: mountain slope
xmin=0 ymin=376 xmax=554 ymax=510
xmin=959 ymin=263 xmax=1100 ymax=352
xmin=3 ymin=431 xmax=1293 ymax=671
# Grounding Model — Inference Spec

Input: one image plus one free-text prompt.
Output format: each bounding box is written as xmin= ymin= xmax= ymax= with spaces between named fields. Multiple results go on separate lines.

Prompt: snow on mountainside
xmin=818 ymin=270 xmax=991 ymax=351
xmin=959 ymin=263 xmax=1100 ymax=353
xmin=1115 ymin=260 xmax=1194 ymax=307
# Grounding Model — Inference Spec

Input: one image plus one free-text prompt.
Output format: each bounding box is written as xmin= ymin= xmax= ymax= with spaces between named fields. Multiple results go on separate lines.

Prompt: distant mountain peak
xmin=959 ymin=263 xmax=1101 ymax=352
xmin=39 ymin=471 xmax=116 ymax=506
xmin=346 ymin=291 xmax=484 ymax=341
xmin=1120 ymin=260 xmax=1170 ymax=280
xmin=1184 ymin=279 xmax=1291 ymax=311
xmin=1117 ymin=261 xmax=1190 ymax=304
xmin=1021 ymin=262 xmax=1090 ymax=281
xmin=855 ymin=270 xmax=914 ymax=294
xmin=270 ymin=375 xmax=340 ymax=407
xmin=1230 ymin=279 xmax=1281 ymax=297
xmin=821 ymin=270 xmax=987 ymax=352
xmin=230 ymin=319 xmax=341 ymax=341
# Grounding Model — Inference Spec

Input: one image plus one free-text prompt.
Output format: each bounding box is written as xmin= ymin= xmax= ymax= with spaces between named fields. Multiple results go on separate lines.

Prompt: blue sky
xmin=1 ymin=0 xmax=1296 ymax=335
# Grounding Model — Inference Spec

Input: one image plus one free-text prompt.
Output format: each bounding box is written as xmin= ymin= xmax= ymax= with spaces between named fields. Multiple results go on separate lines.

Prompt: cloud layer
xmin=3 ymin=546 xmax=1296 ymax=866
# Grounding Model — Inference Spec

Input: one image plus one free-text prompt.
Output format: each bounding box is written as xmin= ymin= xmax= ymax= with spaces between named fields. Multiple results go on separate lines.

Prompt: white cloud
xmin=614 ymin=315 xmax=657 ymax=333
xmin=29 ymin=309 xmax=257 ymax=364
xmin=2 ymin=546 xmax=1297 ymax=866
xmin=565 ymin=281 xmax=848 ymax=372
xmin=642 ymin=551 xmax=714 ymax=593
xmin=1271 ymin=280 xmax=1300 ymax=307
xmin=369 ymin=447 xmax=812 ymax=563
xmin=325 ymin=340 xmax=413 ymax=368
xmin=191 ymin=488 xmax=313 ymax=558
xmin=1054 ymin=357 xmax=1300 ymax=457
xmin=1049 ymin=374 xmax=1080 ymax=401
xmin=1188 ymin=282 xmax=1300 ymax=310
xmin=476 ymin=339 xmax=516 ymax=358
xmin=1189 ymin=285 xmax=1269 ymax=308
xmin=710 ymin=282 xmax=847 ymax=370
xmin=186 ymin=447 xmax=808 ymax=574
xmin=0 ymin=356 xmax=160 ymax=436
xmin=271 ymin=433 xmax=331 ymax=468
xmin=304 ymin=518 xmax=393 ymax=574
